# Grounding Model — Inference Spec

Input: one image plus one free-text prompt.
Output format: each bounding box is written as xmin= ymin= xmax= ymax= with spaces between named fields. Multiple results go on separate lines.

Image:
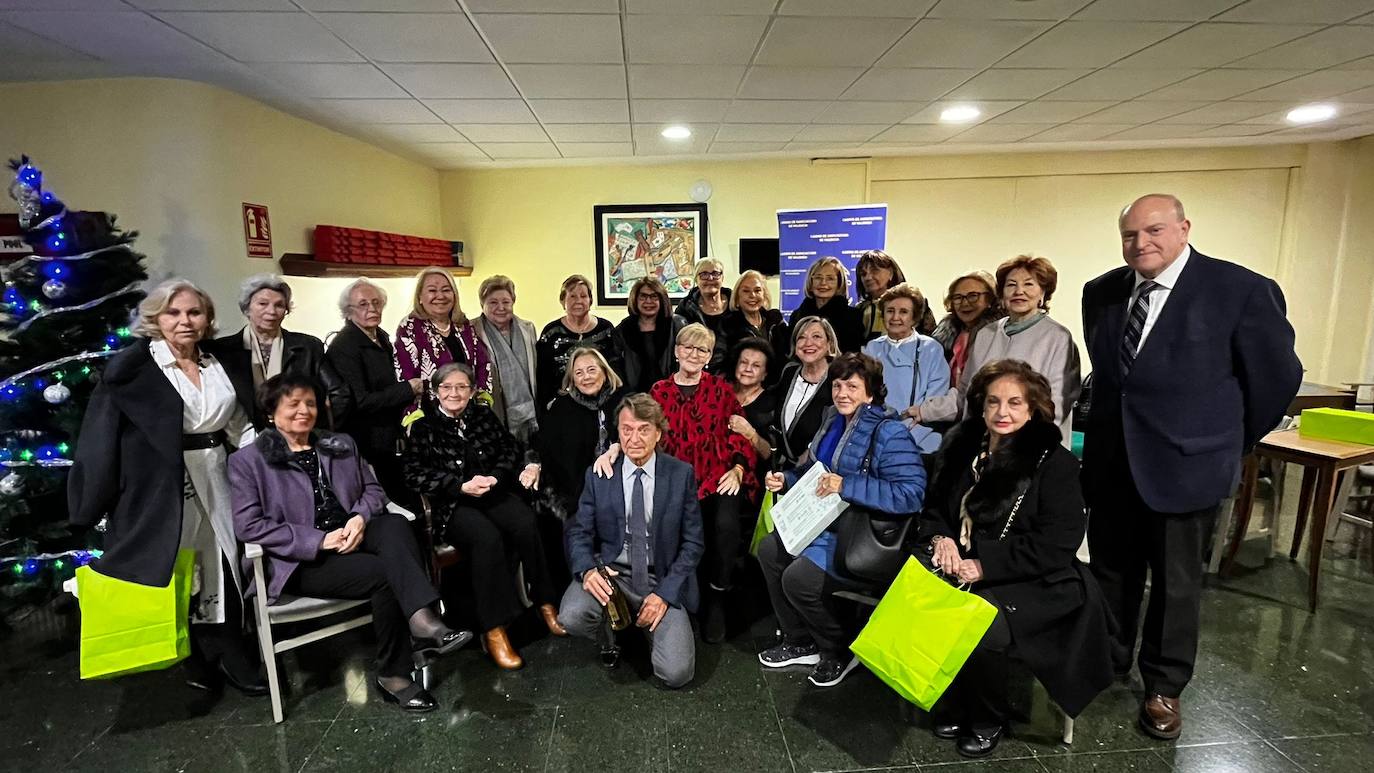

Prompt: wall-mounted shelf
xmin=279 ymin=253 xmax=471 ymax=278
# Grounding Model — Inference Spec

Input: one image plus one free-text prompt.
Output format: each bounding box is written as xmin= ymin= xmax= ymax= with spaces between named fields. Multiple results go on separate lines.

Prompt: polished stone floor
xmin=4 ymin=494 xmax=1372 ymax=772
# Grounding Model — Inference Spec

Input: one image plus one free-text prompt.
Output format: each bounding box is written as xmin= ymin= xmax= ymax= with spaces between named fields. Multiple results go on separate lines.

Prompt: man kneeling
xmin=558 ymin=393 xmax=704 ymax=688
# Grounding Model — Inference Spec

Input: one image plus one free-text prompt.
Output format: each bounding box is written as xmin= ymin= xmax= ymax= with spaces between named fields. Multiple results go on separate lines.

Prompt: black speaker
xmin=739 ymin=237 xmax=780 ymax=276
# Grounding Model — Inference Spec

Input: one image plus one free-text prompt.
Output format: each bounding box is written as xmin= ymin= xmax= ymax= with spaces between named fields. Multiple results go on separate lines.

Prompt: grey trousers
xmin=557 ymin=578 xmax=696 ymax=689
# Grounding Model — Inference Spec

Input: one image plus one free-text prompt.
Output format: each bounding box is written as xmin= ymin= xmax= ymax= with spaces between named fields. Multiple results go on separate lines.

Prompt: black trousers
xmin=285 ymin=513 xmax=439 ymax=678
xmin=700 ymin=492 xmax=747 ymax=590
xmin=444 ymin=491 xmax=557 ymax=632
xmin=1088 ymin=462 xmax=1218 ymax=698
xmin=756 ymin=531 xmax=865 ymax=656
xmin=191 ymin=554 xmax=258 ymax=673
xmin=941 ymin=589 xmax=1014 ymax=733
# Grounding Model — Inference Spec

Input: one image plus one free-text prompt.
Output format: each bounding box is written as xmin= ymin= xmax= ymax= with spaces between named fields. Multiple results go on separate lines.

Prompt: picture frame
xmin=592 ymin=202 xmax=709 ymax=306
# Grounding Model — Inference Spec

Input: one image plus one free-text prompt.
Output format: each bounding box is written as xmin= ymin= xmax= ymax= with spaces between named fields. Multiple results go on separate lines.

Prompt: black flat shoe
xmin=219 ymin=663 xmax=269 ymax=697
xmin=375 ymin=678 xmax=437 ymax=713
xmin=412 ymin=629 xmax=474 ymax=660
xmin=599 ymin=646 xmax=621 ymax=670
xmin=956 ymin=726 xmax=1005 ymax=758
xmin=933 ymin=722 xmax=963 ymax=740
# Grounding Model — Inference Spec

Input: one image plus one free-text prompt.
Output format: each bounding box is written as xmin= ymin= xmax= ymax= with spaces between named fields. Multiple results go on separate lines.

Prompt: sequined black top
xmin=292 ymin=448 xmax=350 ymax=531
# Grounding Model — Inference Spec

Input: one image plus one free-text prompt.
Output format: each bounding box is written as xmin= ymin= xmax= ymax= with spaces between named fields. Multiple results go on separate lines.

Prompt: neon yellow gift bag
xmin=850 ymin=556 xmax=997 ymax=710
xmin=749 ymin=491 xmax=776 ymax=556
xmin=77 ymin=549 xmax=196 ymax=680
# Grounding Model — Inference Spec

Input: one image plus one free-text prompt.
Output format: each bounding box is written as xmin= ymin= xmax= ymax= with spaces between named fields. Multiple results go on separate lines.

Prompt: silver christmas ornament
xmin=0 ymin=472 xmax=24 ymax=497
xmin=41 ymin=279 xmax=67 ymax=299
xmin=43 ymin=383 xmax=71 ymax=404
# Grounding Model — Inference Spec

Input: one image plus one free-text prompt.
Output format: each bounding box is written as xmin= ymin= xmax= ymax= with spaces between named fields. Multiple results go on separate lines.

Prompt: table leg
xmin=1221 ymin=455 xmax=1260 ymax=577
xmin=1306 ymin=467 xmax=1338 ymax=613
xmin=1289 ymin=467 xmax=1318 ymax=560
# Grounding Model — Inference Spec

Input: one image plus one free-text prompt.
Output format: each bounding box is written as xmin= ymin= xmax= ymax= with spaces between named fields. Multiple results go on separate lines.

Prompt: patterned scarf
xmin=568 ymin=381 xmax=617 ymax=455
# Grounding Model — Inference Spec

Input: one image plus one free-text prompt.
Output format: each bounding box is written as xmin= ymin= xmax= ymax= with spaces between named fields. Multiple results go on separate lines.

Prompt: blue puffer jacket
xmin=782 ymin=403 xmax=926 ymax=573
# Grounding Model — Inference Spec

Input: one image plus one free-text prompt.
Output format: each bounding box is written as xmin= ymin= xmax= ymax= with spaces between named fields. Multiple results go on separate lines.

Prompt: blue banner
xmin=777 ymin=204 xmax=888 ymax=320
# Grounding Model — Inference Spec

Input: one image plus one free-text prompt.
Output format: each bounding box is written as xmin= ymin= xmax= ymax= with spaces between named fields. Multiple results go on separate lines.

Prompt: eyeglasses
xmin=437 ymin=383 xmax=473 ymax=394
xmin=678 ymin=344 xmax=711 ymax=356
xmin=950 ymin=292 xmax=989 ymax=305
xmin=350 ymin=300 xmax=384 ymax=310
xmin=636 ymin=293 xmax=660 ymax=302
xmin=697 ymin=271 xmax=723 ymax=280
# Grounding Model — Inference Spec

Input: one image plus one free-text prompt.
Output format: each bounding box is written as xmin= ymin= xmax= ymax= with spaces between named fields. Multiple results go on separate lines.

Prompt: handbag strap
xmin=996 ymin=448 xmax=1050 ymax=541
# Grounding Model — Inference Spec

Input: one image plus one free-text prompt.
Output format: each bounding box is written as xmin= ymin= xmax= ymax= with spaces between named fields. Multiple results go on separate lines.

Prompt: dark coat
xmin=617 ymin=313 xmax=687 ymax=393
xmin=676 ymin=287 xmax=731 ymax=372
xmin=228 ymin=429 xmax=387 ymax=604
xmin=1081 ymin=248 xmax=1302 ymax=513
xmin=773 ymin=360 xmax=834 ymax=469
xmin=532 ymin=386 xmax=631 ymax=519
xmin=720 ymin=308 xmax=791 ymax=375
xmin=325 ymin=321 xmax=413 ymax=466
xmin=402 ymin=402 xmax=526 ymax=530
xmin=919 ymin=417 xmax=1115 ymax=717
xmin=793 ymin=296 xmax=865 ymax=353
xmin=566 ymin=452 xmax=705 ymax=612
xmin=68 ymin=342 xmax=193 ymax=587
xmin=207 ymin=327 xmax=350 ymax=431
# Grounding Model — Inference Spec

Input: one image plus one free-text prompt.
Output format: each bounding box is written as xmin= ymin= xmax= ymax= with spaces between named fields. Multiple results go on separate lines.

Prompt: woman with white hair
xmin=325 ymin=277 xmax=423 ymax=503
xmin=675 ymin=257 xmax=730 ymax=371
xmin=69 ymin=279 xmax=265 ymax=695
xmin=206 ymin=273 xmax=348 ymax=429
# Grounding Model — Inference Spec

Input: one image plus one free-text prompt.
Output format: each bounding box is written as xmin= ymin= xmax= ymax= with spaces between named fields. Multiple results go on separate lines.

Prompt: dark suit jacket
xmin=325 ymin=321 xmax=412 ymax=466
xmin=1081 ymin=248 xmax=1302 ymax=513
xmin=566 ymin=452 xmax=704 ymax=612
xmin=206 ymin=327 xmax=349 ymax=430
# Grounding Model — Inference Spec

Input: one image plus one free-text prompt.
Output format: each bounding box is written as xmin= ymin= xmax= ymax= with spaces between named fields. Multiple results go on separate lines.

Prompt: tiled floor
xmin=3 ymin=490 xmax=1372 ymax=772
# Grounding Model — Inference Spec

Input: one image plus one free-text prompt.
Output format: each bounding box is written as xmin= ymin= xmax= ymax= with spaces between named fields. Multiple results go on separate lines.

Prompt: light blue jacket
xmin=862 ymin=334 xmax=951 ymax=453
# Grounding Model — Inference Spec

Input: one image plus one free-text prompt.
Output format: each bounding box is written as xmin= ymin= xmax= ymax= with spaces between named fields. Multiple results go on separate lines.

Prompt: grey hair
xmin=431 ymin=361 xmax=475 ymax=392
xmin=338 ymin=277 xmax=388 ymax=320
xmin=132 ymin=278 xmax=217 ymax=340
xmin=238 ymin=273 xmax=293 ymax=314
xmin=1119 ymin=194 xmax=1186 ymax=228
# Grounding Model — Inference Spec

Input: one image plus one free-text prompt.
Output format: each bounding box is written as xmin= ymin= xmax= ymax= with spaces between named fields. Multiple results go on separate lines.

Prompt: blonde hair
xmin=132 ymin=278 xmax=217 ymax=340
xmin=804 ymin=257 xmax=850 ymax=301
xmin=790 ymin=315 xmax=840 ymax=359
xmin=693 ymin=257 xmax=725 ymax=278
xmin=729 ymin=270 xmax=772 ymax=311
xmin=411 ymin=266 xmax=466 ymax=324
xmin=560 ymin=345 xmax=623 ymax=395
xmin=676 ymin=321 xmax=716 ymax=351
xmin=559 ymin=274 xmax=593 ymax=305
xmin=479 ymin=274 xmax=516 ymax=302
xmin=942 ymin=270 xmax=998 ymax=313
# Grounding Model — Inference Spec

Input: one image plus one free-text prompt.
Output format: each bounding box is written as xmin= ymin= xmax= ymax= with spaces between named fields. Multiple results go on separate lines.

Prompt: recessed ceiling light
xmin=661 ymin=125 xmax=692 ymax=140
xmin=940 ymin=105 xmax=981 ymax=124
xmin=1286 ymin=103 xmax=1338 ymax=124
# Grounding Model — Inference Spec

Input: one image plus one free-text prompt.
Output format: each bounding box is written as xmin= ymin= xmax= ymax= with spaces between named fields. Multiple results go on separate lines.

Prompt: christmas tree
xmin=0 ymin=156 xmax=148 ymax=613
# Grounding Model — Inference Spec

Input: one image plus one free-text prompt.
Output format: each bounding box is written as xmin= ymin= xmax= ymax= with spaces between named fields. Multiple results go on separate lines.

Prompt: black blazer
xmin=773 ymin=361 xmax=833 ymax=470
xmin=325 ymin=321 xmax=413 ymax=467
xmin=617 ymin=314 xmax=686 ymax=393
xmin=793 ymin=296 xmax=865 ymax=353
xmin=721 ymin=308 xmax=791 ymax=375
xmin=207 ymin=327 xmax=349 ymax=430
xmin=1081 ymin=248 xmax=1302 ymax=513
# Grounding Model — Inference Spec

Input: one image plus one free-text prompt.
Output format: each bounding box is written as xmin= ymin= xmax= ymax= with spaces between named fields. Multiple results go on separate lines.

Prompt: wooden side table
xmin=1220 ymin=429 xmax=1374 ymax=611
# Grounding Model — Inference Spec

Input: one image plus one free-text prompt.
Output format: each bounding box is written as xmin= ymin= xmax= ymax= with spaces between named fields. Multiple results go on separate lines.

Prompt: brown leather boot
xmin=541 ymin=604 xmax=568 ymax=637
xmin=483 ymin=627 xmax=524 ymax=670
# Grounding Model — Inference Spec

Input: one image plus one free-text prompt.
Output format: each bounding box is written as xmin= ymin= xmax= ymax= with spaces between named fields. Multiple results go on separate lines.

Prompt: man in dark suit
xmin=557 ymin=393 xmax=704 ymax=688
xmin=1082 ymin=194 xmax=1301 ymax=740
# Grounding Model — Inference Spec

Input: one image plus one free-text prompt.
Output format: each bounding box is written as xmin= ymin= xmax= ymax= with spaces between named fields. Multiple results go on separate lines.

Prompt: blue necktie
xmin=629 ymin=468 xmax=650 ymax=594
xmin=1119 ymin=280 xmax=1160 ymax=377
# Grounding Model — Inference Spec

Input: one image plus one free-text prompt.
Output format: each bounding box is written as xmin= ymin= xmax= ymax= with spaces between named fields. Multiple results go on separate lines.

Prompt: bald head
xmin=1118 ymin=194 xmax=1191 ymax=279
xmin=1119 ymin=194 xmax=1185 ymax=229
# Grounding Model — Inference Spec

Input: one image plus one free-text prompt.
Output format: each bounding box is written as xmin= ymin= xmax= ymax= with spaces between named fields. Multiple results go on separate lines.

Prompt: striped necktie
xmin=1119 ymin=280 xmax=1160 ymax=377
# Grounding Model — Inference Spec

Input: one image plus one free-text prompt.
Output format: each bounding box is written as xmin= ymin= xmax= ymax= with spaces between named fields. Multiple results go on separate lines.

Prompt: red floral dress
xmin=650 ymin=372 xmax=758 ymax=500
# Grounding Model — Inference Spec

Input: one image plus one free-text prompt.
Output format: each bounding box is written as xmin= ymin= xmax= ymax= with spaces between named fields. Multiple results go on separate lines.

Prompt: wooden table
xmin=1289 ymin=381 xmax=1357 ymax=414
xmin=1221 ymin=429 xmax=1374 ymax=611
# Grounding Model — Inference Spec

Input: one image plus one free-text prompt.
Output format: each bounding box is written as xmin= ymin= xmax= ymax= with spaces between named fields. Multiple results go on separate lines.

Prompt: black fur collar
xmin=938 ymin=417 xmax=1061 ymax=527
xmin=255 ymin=427 xmax=352 ymax=465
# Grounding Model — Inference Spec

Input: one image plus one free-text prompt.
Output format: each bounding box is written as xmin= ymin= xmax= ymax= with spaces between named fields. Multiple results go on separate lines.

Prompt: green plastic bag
xmin=77 ymin=549 xmax=196 ymax=680
xmin=849 ymin=556 xmax=998 ymax=710
xmin=749 ymin=491 xmax=776 ymax=556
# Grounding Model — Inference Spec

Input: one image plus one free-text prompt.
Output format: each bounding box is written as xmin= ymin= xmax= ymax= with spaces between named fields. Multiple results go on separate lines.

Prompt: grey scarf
xmin=481 ymin=315 xmax=538 ymax=439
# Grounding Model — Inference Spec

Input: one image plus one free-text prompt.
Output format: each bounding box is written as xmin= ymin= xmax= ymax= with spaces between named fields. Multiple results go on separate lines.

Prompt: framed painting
xmin=593 ymin=203 xmax=708 ymax=306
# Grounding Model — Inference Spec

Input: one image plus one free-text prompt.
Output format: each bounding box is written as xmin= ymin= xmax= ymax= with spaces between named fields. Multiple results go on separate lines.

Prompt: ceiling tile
xmin=359 ymin=123 xmax=464 ymax=142
xmin=382 ymin=63 xmax=518 ymax=98
xmin=743 ymin=66 xmax=868 ymax=99
xmin=1337 ymin=55 xmax=1374 ymax=68
xmin=755 ymin=17 xmax=913 ymax=67
xmin=1225 ymin=25 xmax=1374 ymax=69
xmin=1193 ymin=124 xmax=1281 ymax=137
xmin=626 ymin=0 xmax=777 ymax=14
xmin=557 ymin=142 xmax=636 ymax=158
xmin=127 ymin=1 xmax=296 ymax=10
xmin=0 ymin=20 xmax=90 ymax=61
xmin=1234 ymin=68 xmax=1374 ymax=99
xmin=302 ymin=1 xmax=467 ymax=10
xmin=870 ymin=124 xmax=965 ymax=142
xmin=1000 ymin=22 xmax=1186 ymax=68
xmin=0 ymin=60 xmax=119 ymax=80
xmin=1337 ymin=84 xmax=1374 ymax=100
xmin=841 ymin=68 xmax=977 ymax=101
xmin=253 ymin=63 xmax=405 ymax=97
xmin=3 ymin=11 xmax=223 ymax=62
xmin=423 ymin=99 xmax=536 ymax=123
xmin=779 ymin=0 xmax=939 ymax=16
xmin=709 ymin=141 xmax=788 ymax=153
xmin=791 ymin=124 xmax=885 ymax=141
xmin=316 ymin=13 xmax=492 ymax=63
xmin=451 ymin=124 xmax=548 ymax=143
xmin=314 ymin=98 xmax=440 ymax=122
xmin=1072 ymin=0 xmax=1242 ymax=21
xmin=785 ymin=141 xmax=867 ymax=151
xmin=508 ymin=64 xmax=626 ymax=98
xmin=543 ymin=124 xmax=632 ymax=142
xmin=994 ymin=100 xmax=1119 ymax=123
xmin=631 ymin=124 xmax=713 ymax=153
xmin=900 ymin=100 xmax=1024 ymax=123
xmin=813 ymin=100 xmax=928 ymax=123
xmin=154 ymin=11 xmax=361 ymax=62
xmin=1139 ymin=69 xmax=1309 ymax=101
xmin=1041 ymin=68 xmax=1200 ymax=100
xmin=1154 ymin=101 xmax=1291 ymax=123
xmin=723 ymin=100 xmax=831 ymax=123
xmin=928 ymin=0 xmax=1089 ymax=21
xmin=530 ymin=98 xmax=630 ymax=123
xmin=1106 ymin=123 xmax=1218 ymax=140
xmin=632 ymin=99 xmax=730 ymax=122
xmin=629 ymin=64 xmax=746 ymax=98
xmin=946 ymin=123 xmax=1046 ymax=142
xmin=410 ymin=141 xmax=489 ymax=160
xmin=479 ymin=143 xmax=562 ymax=159
xmin=625 ymin=15 xmax=767 ymax=65
xmin=1113 ymin=23 xmax=1321 ymax=68
xmin=714 ymin=124 xmax=804 ymax=141
xmin=1356 ymin=11 xmax=1374 ymax=22
xmin=1073 ymin=100 xmax=1210 ymax=123
xmin=475 ymin=14 xmax=622 ymax=64
xmin=1024 ymin=123 xmax=1138 ymax=141
xmin=1217 ymin=0 xmax=1374 ymax=23
xmin=878 ymin=19 xmax=1050 ymax=68
xmin=946 ymin=69 xmax=1093 ymax=100
xmin=467 ymin=0 xmax=618 ymax=10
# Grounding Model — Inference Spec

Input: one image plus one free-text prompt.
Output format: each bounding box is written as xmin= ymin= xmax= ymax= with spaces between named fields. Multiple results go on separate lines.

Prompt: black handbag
xmin=833 ymin=422 xmax=914 ymax=585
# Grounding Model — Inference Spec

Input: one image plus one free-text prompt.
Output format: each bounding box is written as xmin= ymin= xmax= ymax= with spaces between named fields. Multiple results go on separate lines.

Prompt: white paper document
xmin=771 ymin=463 xmax=848 ymax=556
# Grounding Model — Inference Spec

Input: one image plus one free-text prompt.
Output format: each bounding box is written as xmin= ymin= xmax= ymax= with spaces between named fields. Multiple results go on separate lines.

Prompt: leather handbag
xmin=597 ymin=565 xmax=632 ymax=632
xmin=834 ymin=421 xmax=914 ymax=585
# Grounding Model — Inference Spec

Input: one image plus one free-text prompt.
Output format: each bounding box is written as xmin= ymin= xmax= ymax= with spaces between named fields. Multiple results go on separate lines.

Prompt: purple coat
xmin=229 ymin=429 xmax=387 ymax=604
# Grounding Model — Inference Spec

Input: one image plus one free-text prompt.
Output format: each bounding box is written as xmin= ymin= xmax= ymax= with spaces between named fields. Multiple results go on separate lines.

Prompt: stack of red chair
xmin=313 ymin=225 xmax=456 ymax=266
